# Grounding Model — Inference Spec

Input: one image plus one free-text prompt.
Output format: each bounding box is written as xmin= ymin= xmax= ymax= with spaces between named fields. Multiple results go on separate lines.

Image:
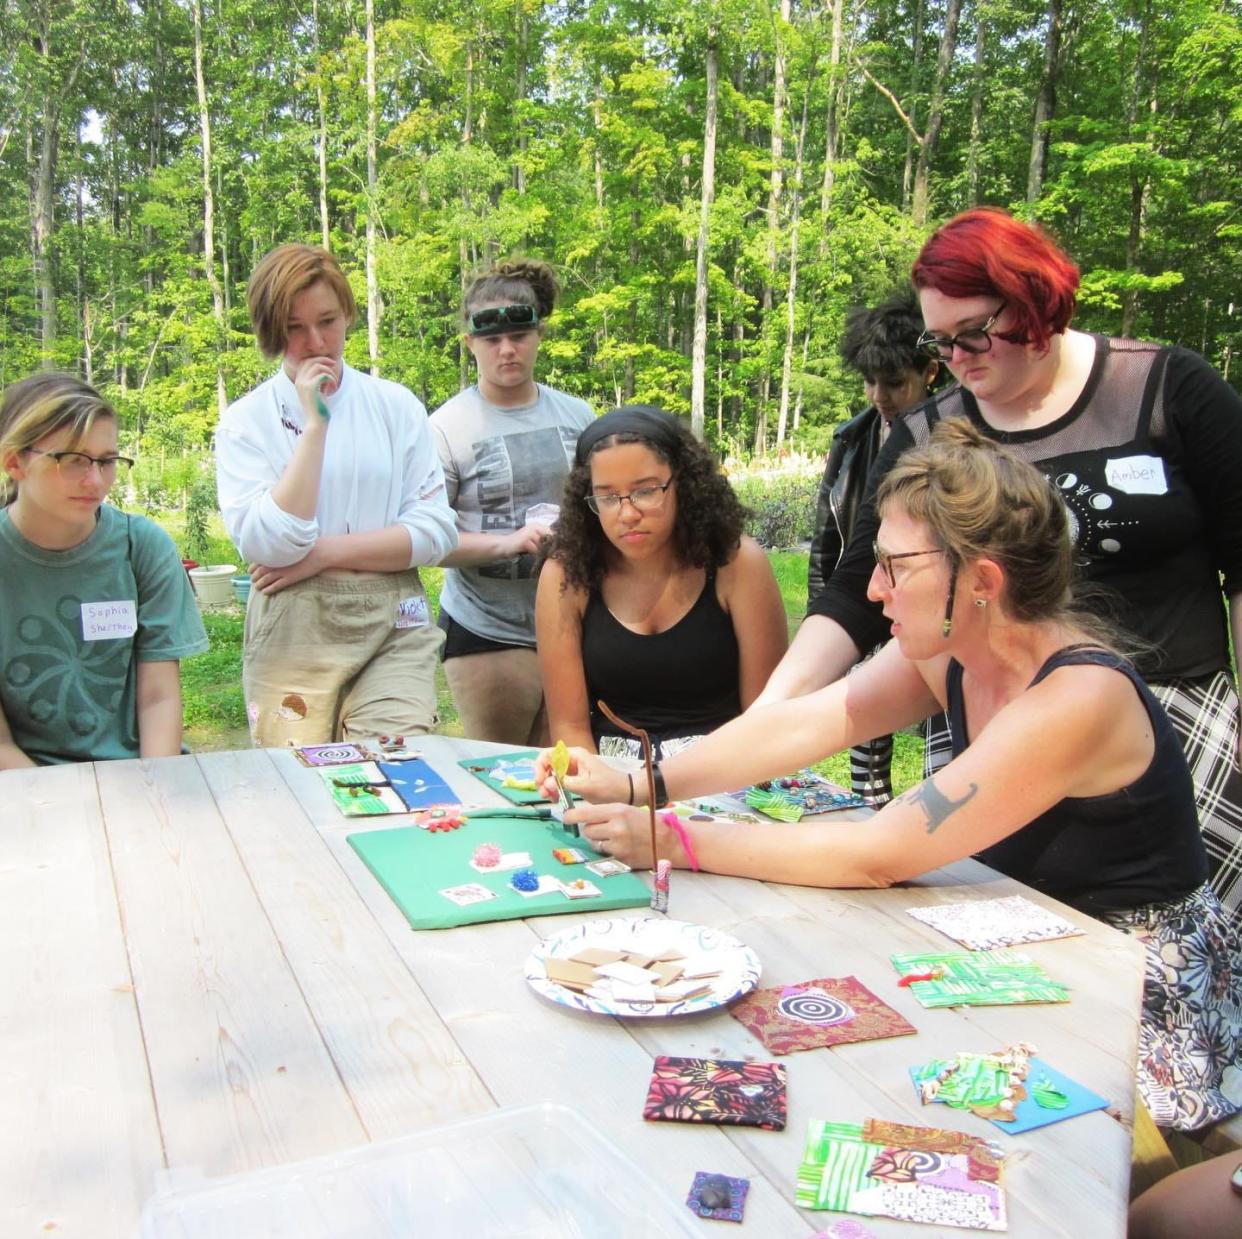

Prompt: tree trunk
xmin=757 ymin=0 xmax=792 ymax=456
xmin=514 ymin=5 xmax=528 ymax=197
xmin=967 ymin=8 xmax=987 ymax=204
xmin=459 ymin=40 xmax=474 ymax=388
xmin=1026 ymin=0 xmax=1061 ymax=203
xmin=776 ymin=78 xmax=812 ymax=449
xmin=1121 ymin=0 xmax=1153 ymax=338
xmin=191 ymin=0 xmax=228 ymax=417
xmin=365 ymin=0 xmax=380 ymax=372
xmin=793 ymin=325 xmax=810 ymax=431
xmin=690 ymin=37 xmax=718 ymax=441
xmin=819 ymin=0 xmax=845 ymax=224
xmin=902 ymin=0 xmax=926 ymax=212
xmin=911 ymin=0 xmax=963 ymax=227
xmin=591 ymin=99 xmax=605 ymax=210
xmin=729 ymin=254 xmax=745 ymax=430
xmin=314 ymin=0 xmax=330 ymax=248
xmin=29 ymin=17 xmax=84 ymax=366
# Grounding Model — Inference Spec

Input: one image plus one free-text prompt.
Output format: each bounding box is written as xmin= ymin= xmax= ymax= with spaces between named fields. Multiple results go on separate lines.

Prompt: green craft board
xmin=348 ymin=814 xmax=651 ymax=929
xmin=457 ymin=750 xmax=547 ymax=805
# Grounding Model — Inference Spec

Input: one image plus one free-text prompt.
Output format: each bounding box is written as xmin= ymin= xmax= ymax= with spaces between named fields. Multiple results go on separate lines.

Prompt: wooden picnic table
xmin=1 ymin=736 xmax=1145 ymax=1236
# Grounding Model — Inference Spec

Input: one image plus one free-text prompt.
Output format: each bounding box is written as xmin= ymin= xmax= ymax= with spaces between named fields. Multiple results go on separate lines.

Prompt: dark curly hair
xmin=462 ymin=257 xmax=559 ymax=325
xmin=840 ymin=290 xmax=929 ymax=379
xmin=549 ymin=407 xmax=749 ymax=592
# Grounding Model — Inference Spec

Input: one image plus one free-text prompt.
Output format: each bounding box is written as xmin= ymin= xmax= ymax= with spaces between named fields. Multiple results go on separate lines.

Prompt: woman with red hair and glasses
xmin=756 ymin=207 xmax=1242 ymax=927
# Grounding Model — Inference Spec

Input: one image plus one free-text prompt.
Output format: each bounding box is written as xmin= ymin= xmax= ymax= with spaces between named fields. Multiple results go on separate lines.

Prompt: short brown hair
xmin=246 ymin=244 xmax=357 ymax=358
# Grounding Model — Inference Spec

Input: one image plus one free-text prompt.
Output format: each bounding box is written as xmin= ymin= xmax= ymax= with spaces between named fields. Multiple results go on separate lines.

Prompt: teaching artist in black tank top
xmin=535 ymin=405 xmax=787 ymax=759
xmin=548 ymin=420 xmax=1242 ymax=1134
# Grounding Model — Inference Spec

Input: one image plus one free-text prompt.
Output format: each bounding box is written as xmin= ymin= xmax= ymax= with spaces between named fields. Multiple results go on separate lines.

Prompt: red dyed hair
xmin=911 ymin=209 xmax=1079 ymax=350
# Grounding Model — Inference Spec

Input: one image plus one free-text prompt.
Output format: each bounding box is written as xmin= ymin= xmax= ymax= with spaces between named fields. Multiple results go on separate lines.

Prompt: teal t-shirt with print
xmin=0 ymin=504 xmax=209 ymax=764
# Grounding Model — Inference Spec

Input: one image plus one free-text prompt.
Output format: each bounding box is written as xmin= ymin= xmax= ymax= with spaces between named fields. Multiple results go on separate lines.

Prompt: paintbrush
xmin=596 ymin=699 xmax=663 ymax=910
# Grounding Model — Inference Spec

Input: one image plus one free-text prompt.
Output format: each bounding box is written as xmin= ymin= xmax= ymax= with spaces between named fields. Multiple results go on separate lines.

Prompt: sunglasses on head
xmin=468 ymin=304 xmax=540 ymax=336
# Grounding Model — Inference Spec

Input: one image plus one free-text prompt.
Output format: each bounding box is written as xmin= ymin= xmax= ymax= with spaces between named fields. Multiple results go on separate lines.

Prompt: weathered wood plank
xmin=0 ymin=763 xmax=163 ymax=1239
xmin=95 ymin=755 xmax=366 ymax=1178
xmin=198 ymin=747 xmax=496 ymax=1139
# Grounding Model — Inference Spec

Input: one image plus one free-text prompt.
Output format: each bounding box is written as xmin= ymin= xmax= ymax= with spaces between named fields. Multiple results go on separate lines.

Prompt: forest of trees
xmin=1 ymin=0 xmax=1240 ymax=477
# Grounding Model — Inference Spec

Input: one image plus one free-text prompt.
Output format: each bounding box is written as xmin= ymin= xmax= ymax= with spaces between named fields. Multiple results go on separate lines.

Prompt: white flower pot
xmin=188 ymin=564 xmax=237 ymax=607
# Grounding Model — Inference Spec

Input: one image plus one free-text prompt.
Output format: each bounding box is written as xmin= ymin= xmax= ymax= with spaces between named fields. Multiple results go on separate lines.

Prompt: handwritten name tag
xmin=395 ymin=595 xmax=429 ymax=629
xmin=81 ymin=599 xmax=137 ymax=641
xmin=1105 ymin=455 xmax=1167 ymax=496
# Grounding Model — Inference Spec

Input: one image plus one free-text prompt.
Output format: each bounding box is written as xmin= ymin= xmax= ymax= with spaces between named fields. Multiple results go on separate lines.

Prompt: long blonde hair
xmin=0 ymin=373 xmax=116 ymax=507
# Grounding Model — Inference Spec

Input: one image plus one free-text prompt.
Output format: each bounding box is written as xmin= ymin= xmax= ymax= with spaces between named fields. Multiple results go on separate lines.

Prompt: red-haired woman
xmin=759 ymin=207 xmax=1242 ymax=926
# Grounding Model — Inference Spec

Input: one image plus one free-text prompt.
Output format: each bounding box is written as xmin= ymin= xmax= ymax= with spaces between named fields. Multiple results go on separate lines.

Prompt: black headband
xmin=575 ymin=405 xmax=683 ymax=466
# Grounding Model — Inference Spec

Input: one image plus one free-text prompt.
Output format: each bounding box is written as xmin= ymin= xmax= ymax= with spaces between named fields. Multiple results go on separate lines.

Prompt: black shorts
xmin=438 ymin=611 xmax=534 ymax=661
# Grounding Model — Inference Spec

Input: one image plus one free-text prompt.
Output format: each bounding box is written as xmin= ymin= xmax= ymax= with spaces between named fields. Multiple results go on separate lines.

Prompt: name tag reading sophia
xmin=81 ymin=599 xmax=138 ymax=641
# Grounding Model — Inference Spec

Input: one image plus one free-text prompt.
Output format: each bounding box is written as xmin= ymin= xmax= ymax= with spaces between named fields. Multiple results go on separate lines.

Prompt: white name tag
xmin=1105 ymin=455 xmax=1167 ymax=496
xmin=395 ymin=595 xmax=429 ymax=629
xmin=81 ymin=599 xmax=138 ymax=641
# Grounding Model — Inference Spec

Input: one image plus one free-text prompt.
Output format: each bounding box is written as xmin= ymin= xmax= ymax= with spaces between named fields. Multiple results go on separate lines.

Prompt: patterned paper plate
xmin=525 ymin=916 xmax=762 ymax=1018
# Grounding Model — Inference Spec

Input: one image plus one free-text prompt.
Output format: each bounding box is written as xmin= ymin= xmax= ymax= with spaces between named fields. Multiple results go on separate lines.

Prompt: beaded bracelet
xmin=660 ymin=809 xmax=700 ymax=872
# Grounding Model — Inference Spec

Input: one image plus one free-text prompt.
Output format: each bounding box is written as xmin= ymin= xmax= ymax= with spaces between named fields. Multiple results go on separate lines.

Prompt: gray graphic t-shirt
xmin=431 ymin=384 xmax=594 ymax=645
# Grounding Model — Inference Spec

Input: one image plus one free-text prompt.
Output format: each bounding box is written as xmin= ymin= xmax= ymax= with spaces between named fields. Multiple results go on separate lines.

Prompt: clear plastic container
xmin=138 ymin=1101 xmax=700 ymax=1238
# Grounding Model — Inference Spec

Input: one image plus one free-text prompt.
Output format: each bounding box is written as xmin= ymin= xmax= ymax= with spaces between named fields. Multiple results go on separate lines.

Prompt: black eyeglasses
xmin=467 ymin=304 xmax=539 ymax=335
xmin=586 ymin=478 xmax=673 ymax=516
xmin=872 ymin=540 xmax=943 ymax=587
xmin=916 ymin=303 xmax=1007 ymax=360
xmin=24 ymin=448 xmax=134 ymax=479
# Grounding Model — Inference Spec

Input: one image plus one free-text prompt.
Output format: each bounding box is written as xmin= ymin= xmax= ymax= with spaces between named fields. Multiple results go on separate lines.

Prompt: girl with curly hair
xmin=536 ymin=405 xmax=787 ymax=759
xmin=431 ymin=259 xmax=593 ymax=745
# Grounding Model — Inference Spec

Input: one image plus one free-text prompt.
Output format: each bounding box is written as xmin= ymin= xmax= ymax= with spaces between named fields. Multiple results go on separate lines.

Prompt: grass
xmin=174 ymin=525 xmax=923 ymax=795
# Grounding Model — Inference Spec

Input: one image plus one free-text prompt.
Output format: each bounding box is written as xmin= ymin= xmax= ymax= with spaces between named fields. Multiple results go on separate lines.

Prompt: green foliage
xmin=0 ymin=0 xmax=1237 ymax=462
xmin=183 ymin=477 xmax=217 ymax=564
xmin=734 ymin=471 xmax=818 ymax=549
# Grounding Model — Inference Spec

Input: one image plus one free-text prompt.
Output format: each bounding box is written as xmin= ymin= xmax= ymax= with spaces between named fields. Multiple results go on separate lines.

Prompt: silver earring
xmin=974 ymin=598 xmax=987 ymax=609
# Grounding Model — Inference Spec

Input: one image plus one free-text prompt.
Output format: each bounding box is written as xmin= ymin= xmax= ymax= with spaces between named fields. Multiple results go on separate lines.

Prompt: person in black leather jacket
xmin=808 ymin=293 xmax=939 ymax=801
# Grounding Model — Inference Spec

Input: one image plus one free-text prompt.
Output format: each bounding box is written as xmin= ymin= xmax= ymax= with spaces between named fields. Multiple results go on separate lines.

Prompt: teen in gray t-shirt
xmin=431 ymin=259 xmax=594 ymax=745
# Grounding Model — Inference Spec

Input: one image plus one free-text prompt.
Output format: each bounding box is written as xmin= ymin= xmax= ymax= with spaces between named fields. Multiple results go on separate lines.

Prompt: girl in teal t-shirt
xmin=0 ymin=374 xmax=207 ymax=767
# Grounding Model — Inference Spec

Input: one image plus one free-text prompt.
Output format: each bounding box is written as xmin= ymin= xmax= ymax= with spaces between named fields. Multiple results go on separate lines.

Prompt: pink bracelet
xmin=660 ymin=809 xmax=700 ymax=872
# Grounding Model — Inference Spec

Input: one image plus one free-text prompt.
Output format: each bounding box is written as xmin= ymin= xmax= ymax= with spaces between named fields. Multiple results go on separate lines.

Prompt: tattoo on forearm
xmin=896 ymin=777 xmax=980 ymax=835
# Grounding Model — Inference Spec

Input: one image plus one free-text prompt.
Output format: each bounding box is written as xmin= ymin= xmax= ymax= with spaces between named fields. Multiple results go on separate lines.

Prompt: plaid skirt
xmin=925 ymin=670 xmax=1242 ymax=929
xmin=1101 ymin=882 xmax=1242 ymax=1131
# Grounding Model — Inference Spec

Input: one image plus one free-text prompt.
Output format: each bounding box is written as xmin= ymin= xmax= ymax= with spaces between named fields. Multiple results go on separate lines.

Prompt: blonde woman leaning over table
xmin=760 ymin=208 xmax=1242 ymax=928
xmin=431 ymin=259 xmax=593 ymax=746
xmin=537 ymin=419 xmax=1242 ymax=1133
xmin=0 ymin=374 xmax=206 ymax=768
xmin=216 ymin=244 xmax=456 ymax=748
xmin=535 ymin=404 xmax=787 ymax=762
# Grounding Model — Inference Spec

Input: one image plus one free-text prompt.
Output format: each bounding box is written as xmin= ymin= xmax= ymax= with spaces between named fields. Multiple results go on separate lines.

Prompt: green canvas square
xmin=348 ymin=814 xmax=651 ymax=929
xmin=457 ymin=751 xmax=550 ymax=805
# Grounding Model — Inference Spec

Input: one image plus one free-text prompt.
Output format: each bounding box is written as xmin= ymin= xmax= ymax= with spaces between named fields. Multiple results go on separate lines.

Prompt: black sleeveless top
xmin=948 ymin=645 xmax=1208 ymax=914
xmin=582 ymin=570 xmax=740 ymax=743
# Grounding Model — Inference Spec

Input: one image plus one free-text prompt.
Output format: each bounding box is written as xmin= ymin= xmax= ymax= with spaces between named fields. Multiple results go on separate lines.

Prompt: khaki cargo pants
xmin=242 ymin=568 xmax=443 ymax=748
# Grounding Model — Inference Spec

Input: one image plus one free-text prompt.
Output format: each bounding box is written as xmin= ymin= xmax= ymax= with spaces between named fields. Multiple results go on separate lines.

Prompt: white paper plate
xmin=525 ymin=916 xmax=761 ymax=1018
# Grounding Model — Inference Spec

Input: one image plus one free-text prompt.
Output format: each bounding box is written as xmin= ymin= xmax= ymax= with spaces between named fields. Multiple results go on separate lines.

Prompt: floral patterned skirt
xmin=1101 ymin=882 xmax=1242 ymax=1131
